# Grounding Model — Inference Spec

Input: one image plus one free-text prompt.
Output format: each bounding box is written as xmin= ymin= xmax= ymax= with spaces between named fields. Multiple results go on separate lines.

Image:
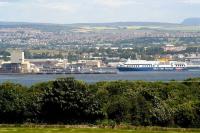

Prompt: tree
xmin=106 ymin=96 xmax=131 ymax=124
xmin=41 ymin=77 xmax=103 ymax=123
xmin=175 ymin=102 xmax=200 ymax=128
xmin=131 ymin=90 xmax=173 ymax=126
xmin=0 ymin=82 xmax=27 ymax=123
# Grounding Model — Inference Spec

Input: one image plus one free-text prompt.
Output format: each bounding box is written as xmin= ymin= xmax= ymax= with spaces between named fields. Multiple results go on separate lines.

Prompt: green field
xmin=0 ymin=128 xmax=200 ymax=133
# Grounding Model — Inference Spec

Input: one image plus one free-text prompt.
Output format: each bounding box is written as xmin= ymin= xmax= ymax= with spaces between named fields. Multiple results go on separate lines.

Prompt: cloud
xmin=94 ymin=0 xmax=141 ymax=8
xmin=0 ymin=0 xmax=21 ymax=3
xmin=0 ymin=0 xmax=11 ymax=2
xmin=0 ymin=0 xmax=23 ymax=7
xmin=180 ymin=0 xmax=200 ymax=4
xmin=0 ymin=1 xmax=9 ymax=6
xmin=32 ymin=0 xmax=80 ymax=12
xmin=42 ymin=3 xmax=76 ymax=12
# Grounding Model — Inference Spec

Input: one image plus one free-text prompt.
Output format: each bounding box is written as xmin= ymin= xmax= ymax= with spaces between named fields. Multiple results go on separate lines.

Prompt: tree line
xmin=0 ymin=77 xmax=200 ymax=128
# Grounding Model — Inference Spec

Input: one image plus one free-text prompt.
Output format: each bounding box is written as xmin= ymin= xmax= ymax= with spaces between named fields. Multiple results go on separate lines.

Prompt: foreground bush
xmin=0 ymin=77 xmax=200 ymax=128
xmin=40 ymin=77 xmax=104 ymax=123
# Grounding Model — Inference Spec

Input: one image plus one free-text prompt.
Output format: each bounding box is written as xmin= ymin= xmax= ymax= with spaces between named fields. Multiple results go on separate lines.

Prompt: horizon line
xmin=0 ymin=20 xmax=182 ymax=25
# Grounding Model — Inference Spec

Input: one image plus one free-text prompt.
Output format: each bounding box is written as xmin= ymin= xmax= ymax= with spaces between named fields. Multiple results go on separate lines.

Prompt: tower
xmin=11 ymin=51 xmax=24 ymax=64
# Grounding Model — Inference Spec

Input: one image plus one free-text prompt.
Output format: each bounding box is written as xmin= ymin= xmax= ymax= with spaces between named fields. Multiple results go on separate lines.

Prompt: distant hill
xmin=0 ymin=21 xmax=73 ymax=32
xmin=0 ymin=20 xmax=196 ymax=32
xmin=0 ymin=21 xmax=179 ymax=27
xmin=70 ymin=22 xmax=180 ymax=27
xmin=182 ymin=18 xmax=200 ymax=25
xmin=0 ymin=21 xmax=182 ymax=32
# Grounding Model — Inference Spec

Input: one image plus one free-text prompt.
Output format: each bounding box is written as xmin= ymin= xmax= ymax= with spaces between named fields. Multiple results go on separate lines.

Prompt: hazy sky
xmin=0 ymin=0 xmax=200 ymax=24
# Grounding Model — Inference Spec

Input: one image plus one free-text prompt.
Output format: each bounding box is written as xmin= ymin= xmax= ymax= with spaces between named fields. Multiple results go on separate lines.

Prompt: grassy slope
xmin=0 ymin=128 xmax=200 ymax=133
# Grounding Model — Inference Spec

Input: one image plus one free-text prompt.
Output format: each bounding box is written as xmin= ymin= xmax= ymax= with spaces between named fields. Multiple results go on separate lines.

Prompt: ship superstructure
xmin=117 ymin=59 xmax=189 ymax=72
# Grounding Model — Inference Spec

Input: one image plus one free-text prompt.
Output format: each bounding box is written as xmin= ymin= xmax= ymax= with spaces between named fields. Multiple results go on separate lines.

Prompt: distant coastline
xmin=0 ymin=72 xmax=117 ymax=75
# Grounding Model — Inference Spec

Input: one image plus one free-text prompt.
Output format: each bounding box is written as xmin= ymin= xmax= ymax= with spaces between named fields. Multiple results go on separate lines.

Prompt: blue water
xmin=0 ymin=71 xmax=200 ymax=86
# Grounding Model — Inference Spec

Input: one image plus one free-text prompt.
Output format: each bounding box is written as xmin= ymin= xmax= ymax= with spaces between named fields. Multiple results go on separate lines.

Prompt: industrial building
xmin=0 ymin=51 xmax=109 ymax=74
xmin=0 ymin=51 xmax=39 ymax=73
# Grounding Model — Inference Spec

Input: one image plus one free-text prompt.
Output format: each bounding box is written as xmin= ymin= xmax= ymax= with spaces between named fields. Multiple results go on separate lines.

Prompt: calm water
xmin=0 ymin=71 xmax=200 ymax=86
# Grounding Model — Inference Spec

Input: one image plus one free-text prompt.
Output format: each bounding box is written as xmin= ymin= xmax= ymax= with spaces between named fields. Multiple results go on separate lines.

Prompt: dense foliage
xmin=0 ymin=77 xmax=200 ymax=128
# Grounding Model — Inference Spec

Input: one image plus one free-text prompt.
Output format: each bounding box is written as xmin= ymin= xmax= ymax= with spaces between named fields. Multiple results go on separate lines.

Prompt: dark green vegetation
xmin=0 ymin=77 xmax=200 ymax=128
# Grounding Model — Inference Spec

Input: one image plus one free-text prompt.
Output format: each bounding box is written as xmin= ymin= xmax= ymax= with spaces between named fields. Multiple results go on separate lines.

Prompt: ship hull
xmin=117 ymin=67 xmax=188 ymax=72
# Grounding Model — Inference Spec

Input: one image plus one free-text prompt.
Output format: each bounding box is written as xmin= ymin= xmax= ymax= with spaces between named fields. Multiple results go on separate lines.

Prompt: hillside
xmin=182 ymin=18 xmax=200 ymax=25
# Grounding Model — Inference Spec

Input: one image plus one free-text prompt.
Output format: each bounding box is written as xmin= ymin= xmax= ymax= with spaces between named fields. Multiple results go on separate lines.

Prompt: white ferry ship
xmin=117 ymin=59 xmax=200 ymax=72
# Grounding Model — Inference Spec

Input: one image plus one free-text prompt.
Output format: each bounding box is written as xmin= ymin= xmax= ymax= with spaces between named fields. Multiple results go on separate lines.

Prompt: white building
xmin=11 ymin=51 xmax=24 ymax=63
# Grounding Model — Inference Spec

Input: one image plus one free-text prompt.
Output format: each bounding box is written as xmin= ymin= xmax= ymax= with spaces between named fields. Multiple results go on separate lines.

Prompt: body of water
xmin=0 ymin=71 xmax=200 ymax=86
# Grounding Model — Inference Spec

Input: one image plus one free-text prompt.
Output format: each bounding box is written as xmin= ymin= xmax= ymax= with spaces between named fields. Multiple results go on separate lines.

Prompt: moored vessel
xmin=117 ymin=59 xmax=199 ymax=72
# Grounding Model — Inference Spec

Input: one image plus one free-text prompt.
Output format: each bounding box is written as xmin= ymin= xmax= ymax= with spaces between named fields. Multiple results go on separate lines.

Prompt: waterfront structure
xmin=0 ymin=51 xmax=38 ymax=73
xmin=26 ymin=59 xmax=63 ymax=68
xmin=0 ymin=63 xmax=22 ymax=73
xmin=162 ymin=45 xmax=187 ymax=52
xmin=11 ymin=51 xmax=25 ymax=63
xmin=78 ymin=60 xmax=102 ymax=68
xmin=185 ymin=54 xmax=200 ymax=65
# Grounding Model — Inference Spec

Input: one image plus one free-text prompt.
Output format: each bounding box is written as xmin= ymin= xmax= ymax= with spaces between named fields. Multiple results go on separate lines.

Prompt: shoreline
xmin=0 ymin=72 xmax=117 ymax=75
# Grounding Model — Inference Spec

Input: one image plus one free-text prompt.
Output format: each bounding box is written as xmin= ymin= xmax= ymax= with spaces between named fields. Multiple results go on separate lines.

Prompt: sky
xmin=0 ymin=0 xmax=200 ymax=24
